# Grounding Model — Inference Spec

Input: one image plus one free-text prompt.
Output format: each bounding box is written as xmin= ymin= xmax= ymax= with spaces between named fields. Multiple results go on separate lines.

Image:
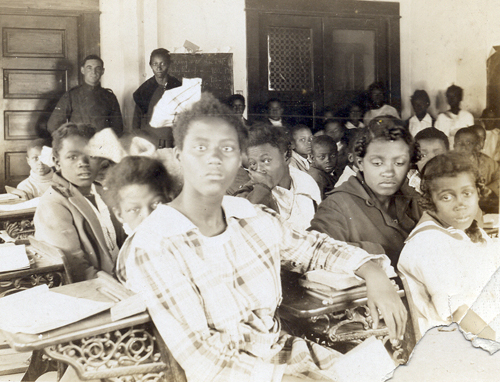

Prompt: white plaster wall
xmin=157 ymin=0 xmax=247 ymax=96
xmin=100 ymin=0 xmax=500 ymax=128
xmin=385 ymin=0 xmax=500 ymax=119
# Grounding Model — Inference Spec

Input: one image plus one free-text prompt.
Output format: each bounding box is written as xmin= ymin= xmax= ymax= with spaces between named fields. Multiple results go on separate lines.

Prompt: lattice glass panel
xmin=268 ymin=27 xmax=313 ymax=91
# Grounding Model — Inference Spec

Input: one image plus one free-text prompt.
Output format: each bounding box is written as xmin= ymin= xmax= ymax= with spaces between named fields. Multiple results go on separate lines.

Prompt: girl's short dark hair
xmin=246 ymin=122 xmax=291 ymax=157
xmin=173 ymin=93 xmax=248 ymax=150
xmin=149 ymin=48 xmax=171 ymax=65
xmin=104 ymin=156 xmax=175 ymax=208
xmin=411 ymin=89 xmax=430 ymax=105
xmin=52 ymin=123 xmax=96 ymax=158
xmin=419 ymin=151 xmax=485 ymax=212
xmin=354 ymin=116 xmax=420 ymax=163
xmin=414 ymin=127 xmax=450 ymax=150
xmin=446 ymin=85 xmax=463 ymax=100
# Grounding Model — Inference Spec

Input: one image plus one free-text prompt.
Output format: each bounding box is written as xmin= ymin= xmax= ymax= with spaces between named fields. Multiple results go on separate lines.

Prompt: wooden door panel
xmin=323 ymin=18 xmax=388 ymax=113
xmin=0 ymin=14 xmax=79 ymax=191
xmin=3 ymin=27 xmax=66 ymax=58
xmin=5 ymin=151 xmax=30 ymax=187
xmin=257 ymin=14 xmax=323 ymax=128
xmin=4 ymin=111 xmax=42 ymax=140
xmin=4 ymin=69 xmax=67 ymax=98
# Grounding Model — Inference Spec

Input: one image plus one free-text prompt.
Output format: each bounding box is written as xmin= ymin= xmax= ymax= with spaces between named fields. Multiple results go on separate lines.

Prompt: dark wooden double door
xmin=247 ymin=7 xmax=400 ymax=129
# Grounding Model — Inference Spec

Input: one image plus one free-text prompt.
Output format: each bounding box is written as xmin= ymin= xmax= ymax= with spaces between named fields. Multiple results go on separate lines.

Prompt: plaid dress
xmin=116 ymin=196 xmax=391 ymax=382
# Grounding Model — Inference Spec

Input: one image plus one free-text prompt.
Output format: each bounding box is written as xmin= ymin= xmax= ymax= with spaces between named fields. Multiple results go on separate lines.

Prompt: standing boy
xmin=47 ymin=55 xmax=123 ymax=136
xmin=132 ymin=48 xmax=182 ymax=148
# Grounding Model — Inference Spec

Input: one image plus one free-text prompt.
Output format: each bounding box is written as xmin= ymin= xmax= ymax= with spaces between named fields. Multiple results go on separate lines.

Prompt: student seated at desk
xmin=398 ymin=152 xmax=500 ymax=337
xmin=307 ymin=135 xmax=338 ymax=199
xmin=34 ymin=123 xmax=125 ymax=282
xmin=288 ymin=124 xmax=313 ymax=172
xmin=363 ymin=82 xmax=400 ymax=126
xmin=407 ymin=127 xmax=449 ymax=195
xmin=233 ymin=123 xmax=322 ymax=231
xmin=116 ymin=93 xmax=407 ymax=382
xmin=453 ymin=126 xmax=499 ymax=213
xmin=309 ymin=117 xmax=421 ymax=266
xmin=15 ymin=139 xmax=54 ymax=199
xmin=107 ymin=156 xmax=176 ymax=281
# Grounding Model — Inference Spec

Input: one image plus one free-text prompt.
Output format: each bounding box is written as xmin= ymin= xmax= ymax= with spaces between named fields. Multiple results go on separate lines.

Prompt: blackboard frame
xmin=168 ymin=53 xmax=234 ymax=102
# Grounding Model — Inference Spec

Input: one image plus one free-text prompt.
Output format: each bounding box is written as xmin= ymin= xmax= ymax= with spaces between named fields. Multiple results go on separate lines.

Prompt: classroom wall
xmin=99 ymin=0 xmax=500 ymax=129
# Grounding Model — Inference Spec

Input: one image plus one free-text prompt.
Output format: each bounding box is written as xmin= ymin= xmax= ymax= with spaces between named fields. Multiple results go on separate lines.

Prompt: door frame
xmin=246 ymin=0 xmax=400 ymax=120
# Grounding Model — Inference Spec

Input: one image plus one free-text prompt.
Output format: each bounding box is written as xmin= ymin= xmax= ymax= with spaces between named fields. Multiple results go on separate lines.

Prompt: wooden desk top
xmin=280 ymin=270 xmax=404 ymax=319
xmin=0 ymin=277 xmax=150 ymax=353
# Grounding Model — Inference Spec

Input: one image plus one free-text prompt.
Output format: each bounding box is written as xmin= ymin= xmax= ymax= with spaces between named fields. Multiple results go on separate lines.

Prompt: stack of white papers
xmin=0 ymin=285 xmax=113 ymax=334
xmin=0 ymin=197 xmax=39 ymax=212
xmin=0 ymin=244 xmax=30 ymax=273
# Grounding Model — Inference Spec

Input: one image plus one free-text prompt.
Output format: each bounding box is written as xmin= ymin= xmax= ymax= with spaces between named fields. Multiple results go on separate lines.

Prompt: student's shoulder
xmin=478 ymin=152 xmax=497 ymax=165
xmin=306 ymin=165 xmax=323 ymax=178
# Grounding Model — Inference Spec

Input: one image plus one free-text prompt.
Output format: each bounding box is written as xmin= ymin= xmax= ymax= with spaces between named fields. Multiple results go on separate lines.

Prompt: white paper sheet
xmin=0 ymin=197 xmax=39 ymax=212
xmin=0 ymin=244 xmax=30 ymax=273
xmin=0 ymin=285 xmax=113 ymax=334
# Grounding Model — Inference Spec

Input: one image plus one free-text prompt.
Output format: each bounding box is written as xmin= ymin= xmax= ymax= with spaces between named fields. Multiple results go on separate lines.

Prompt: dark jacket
xmin=308 ymin=172 xmax=420 ymax=266
xmin=47 ymin=83 xmax=124 ymax=136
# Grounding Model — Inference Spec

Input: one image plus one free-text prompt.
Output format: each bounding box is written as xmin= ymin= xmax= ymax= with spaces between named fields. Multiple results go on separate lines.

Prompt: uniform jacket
xmin=309 ymin=172 xmax=419 ymax=266
xmin=34 ymin=173 xmax=123 ymax=282
xmin=47 ymin=83 xmax=124 ymax=135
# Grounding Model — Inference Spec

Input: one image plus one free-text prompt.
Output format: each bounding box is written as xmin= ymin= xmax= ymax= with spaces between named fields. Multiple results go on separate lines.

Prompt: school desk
xmin=0 ymin=273 xmax=186 ymax=382
xmin=279 ymin=269 xmax=416 ymax=364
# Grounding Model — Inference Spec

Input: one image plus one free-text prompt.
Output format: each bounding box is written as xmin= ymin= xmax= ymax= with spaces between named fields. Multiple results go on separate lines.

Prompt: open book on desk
xmin=0 ymin=272 xmax=146 ymax=334
xmin=299 ymin=267 xmax=398 ymax=305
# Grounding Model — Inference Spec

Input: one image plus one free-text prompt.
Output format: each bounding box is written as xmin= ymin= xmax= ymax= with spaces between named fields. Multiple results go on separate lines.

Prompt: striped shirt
xmin=116 ymin=196 xmax=392 ymax=382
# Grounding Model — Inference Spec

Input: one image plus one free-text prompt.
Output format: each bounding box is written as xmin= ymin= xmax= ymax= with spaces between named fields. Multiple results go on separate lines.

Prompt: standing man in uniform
xmin=47 ymin=55 xmax=124 ymax=136
xmin=132 ymin=48 xmax=182 ymax=148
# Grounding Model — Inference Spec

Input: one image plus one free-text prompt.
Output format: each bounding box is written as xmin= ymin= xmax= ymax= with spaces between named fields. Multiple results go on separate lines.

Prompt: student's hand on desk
xmin=355 ymin=260 xmax=407 ymax=341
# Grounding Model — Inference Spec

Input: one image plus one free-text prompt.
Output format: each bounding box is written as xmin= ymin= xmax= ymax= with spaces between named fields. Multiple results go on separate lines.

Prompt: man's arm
xmin=108 ymin=94 xmax=124 ymax=136
xmin=47 ymin=93 xmax=71 ymax=133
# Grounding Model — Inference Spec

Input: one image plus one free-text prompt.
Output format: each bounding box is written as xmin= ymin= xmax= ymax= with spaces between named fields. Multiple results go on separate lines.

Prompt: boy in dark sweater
xmin=307 ymin=135 xmax=338 ymax=199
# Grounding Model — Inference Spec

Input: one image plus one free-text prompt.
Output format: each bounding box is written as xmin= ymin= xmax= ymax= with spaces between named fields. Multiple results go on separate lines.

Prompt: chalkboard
xmin=169 ymin=53 xmax=233 ymax=101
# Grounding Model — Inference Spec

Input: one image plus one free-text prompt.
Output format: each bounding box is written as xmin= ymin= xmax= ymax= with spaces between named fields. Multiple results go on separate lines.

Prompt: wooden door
xmin=0 ymin=14 xmax=79 ymax=191
xmin=256 ymin=14 xmax=324 ymax=128
xmin=323 ymin=17 xmax=390 ymax=113
xmin=246 ymin=0 xmax=401 ymax=130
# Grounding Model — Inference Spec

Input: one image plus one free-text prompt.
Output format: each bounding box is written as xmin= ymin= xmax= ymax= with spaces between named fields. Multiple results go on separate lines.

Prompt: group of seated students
xmin=11 ymin=83 xmax=500 ymax=381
